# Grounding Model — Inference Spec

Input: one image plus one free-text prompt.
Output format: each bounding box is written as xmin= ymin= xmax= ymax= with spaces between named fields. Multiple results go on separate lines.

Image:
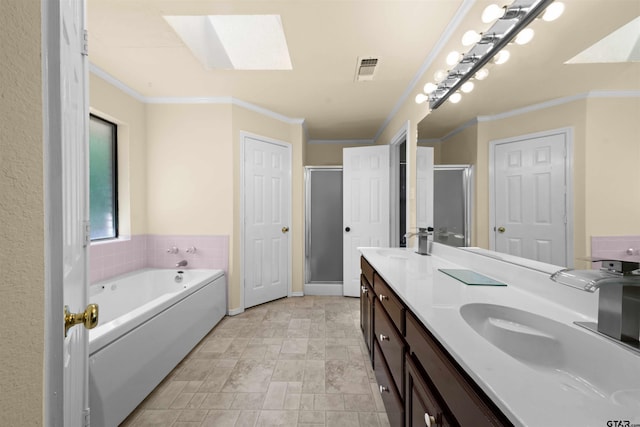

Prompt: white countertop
xmin=360 ymin=244 xmax=640 ymax=427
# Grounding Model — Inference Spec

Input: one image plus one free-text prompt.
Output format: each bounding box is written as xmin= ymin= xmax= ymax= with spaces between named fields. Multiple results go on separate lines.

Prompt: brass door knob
xmin=64 ymin=304 xmax=99 ymax=337
xmin=497 ymin=226 xmax=506 ymax=233
xmin=282 ymin=226 xmax=289 ymax=233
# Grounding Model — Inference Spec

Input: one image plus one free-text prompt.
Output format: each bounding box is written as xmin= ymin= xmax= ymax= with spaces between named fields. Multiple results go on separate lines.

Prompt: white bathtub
xmin=88 ymin=268 xmax=226 ymax=427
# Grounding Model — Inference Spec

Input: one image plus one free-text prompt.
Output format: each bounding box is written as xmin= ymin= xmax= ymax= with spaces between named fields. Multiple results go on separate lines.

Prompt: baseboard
xmin=290 ymin=291 xmax=304 ymax=297
xmin=227 ymin=307 xmax=244 ymax=316
xmin=303 ymin=283 xmax=343 ymax=296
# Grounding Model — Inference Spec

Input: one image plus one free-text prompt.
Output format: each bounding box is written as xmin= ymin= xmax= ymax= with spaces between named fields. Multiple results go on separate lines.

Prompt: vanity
xmin=359 ymin=244 xmax=640 ymax=427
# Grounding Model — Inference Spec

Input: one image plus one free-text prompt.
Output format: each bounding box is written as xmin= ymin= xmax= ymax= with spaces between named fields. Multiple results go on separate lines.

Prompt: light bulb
xmin=493 ymin=50 xmax=510 ymax=65
xmin=461 ymin=81 xmax=475 ymax=93
xmin=462 ymin=30 xmax=481 ymax=46
xmin=434 ymin=70 xmax=447 ymax=83
xmin=449 ymin=92 xmax=462 ymax=104
xmin=515 ymin=28 xmax=534 ymax=45
xmin=475 ymin=68 xmax=489 ymax=80
xmin=446 ymin=51 xmax=462 ymax=66
xmin=415 ymin=93 xmax=429 ymax=104
xmin=482 ymin=4 xmax=504 ymax=23
xmin=423 ymin=82 xmax=437 ymax=94
xmin=542 ymin=2 xmax=565 ymax=22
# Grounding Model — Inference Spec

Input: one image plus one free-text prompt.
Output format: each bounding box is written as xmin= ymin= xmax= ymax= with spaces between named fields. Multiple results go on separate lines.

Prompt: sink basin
xmin=376 ymin=249 xmax=408 ymax=260
xmin=460 ymin=303 xmax=640 ymax=404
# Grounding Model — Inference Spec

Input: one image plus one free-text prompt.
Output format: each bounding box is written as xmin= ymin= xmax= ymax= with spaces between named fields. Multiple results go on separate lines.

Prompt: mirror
xmin=416 ymin=2 xmax=640 ymax=268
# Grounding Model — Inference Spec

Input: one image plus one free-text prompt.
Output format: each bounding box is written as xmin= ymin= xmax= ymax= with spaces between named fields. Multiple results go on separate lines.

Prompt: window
xmin=89 ymin=114 xmax=118 ymax=240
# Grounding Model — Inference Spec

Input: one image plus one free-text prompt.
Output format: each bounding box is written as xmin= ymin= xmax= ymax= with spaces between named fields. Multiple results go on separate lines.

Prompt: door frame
xmin=488 ymin=127 xmax=574 ymax=267
xmin=239 ymin=131 xmax=293 ymax=312
xmin=389 ymin=121 xmax=411 ymax=248
xmin=43 ymin=0 xmax=65 ymax=423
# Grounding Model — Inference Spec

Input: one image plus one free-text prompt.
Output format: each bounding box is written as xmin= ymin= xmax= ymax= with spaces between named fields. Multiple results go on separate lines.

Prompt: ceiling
xmin=87 ymin=0 xmax=640 ymax=141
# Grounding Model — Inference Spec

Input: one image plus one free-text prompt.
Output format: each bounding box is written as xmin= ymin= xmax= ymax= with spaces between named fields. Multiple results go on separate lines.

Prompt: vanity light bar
xmin=428 ymin=0 xmax=556 ymax=110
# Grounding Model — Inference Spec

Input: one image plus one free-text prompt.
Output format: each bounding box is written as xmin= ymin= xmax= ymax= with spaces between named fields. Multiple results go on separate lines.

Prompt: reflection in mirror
xmin=433 ymin=165 xmax=472 ymax=248
xmin=416 ymin=2 xmax=640 ymax=269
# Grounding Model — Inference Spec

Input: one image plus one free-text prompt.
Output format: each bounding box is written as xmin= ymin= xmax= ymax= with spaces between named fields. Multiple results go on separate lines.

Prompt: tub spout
xmin=176 ymin=260 xmax=188 ymax=268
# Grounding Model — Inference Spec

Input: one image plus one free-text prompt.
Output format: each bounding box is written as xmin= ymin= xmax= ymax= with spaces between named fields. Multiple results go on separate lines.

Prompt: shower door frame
xmin=304 ymin=166 xmax=344 ymax=295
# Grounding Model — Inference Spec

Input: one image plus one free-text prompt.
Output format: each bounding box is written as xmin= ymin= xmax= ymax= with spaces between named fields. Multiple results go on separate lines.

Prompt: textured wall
xmin=0 ymin=1 xmax=45 ymax=425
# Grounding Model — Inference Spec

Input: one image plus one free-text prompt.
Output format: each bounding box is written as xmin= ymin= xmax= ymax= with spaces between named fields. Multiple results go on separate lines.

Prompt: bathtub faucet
xmin=176 ymin=260 xmax=188 ymax=268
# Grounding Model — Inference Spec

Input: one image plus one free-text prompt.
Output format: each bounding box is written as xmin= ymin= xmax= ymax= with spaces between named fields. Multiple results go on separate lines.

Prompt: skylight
xmin=566 ymin=16 xmax=640 ymax=64
xmin=164 ymin=15 xmax=293 ymax=70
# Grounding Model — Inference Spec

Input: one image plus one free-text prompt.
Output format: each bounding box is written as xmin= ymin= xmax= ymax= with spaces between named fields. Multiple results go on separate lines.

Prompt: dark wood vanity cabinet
xmin=360 ymin=256 xmax=512 ymax=427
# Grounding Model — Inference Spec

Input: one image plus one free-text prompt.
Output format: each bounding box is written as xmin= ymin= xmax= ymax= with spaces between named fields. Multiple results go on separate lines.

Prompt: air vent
xmin=355 ymin=57 xmax=379 ymax=82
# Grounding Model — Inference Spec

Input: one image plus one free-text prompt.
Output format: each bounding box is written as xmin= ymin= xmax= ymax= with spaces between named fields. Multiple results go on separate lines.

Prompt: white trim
xmin=488 ymin=127 xmax=574 ymax=268
xmin=228 ymin=307 xmax=245 ymax=316
xmin=433 ymin=91 xmax=640 ymax=142
xmin=303 ymin=284 xmax=342 ymax=296
xmin=89 ymin=64 xmax=305 ymax=126
xmin=290 ymin=291 xmax=304 ymax=297
xmin=42 ymin=0 xmax=64 ymax=424
xmin=307 ymin=139 xmax=374 ymax=145
xmin=389 ymin=122 xmax=410 ymax=248
xmin=240 ymin=131 xmax=293 ymax=311
xmin=373 ymin=0 xmax=476 ymax=142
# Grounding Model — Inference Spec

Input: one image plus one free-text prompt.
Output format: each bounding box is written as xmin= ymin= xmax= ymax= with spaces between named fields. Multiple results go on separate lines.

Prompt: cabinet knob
xmin=361 ymin=286 xmax=368 ymax=294
xmin=379 ymin=385 xmax=389 ymax=394
xmin=379 ymin=334 xmax=389 ymax=341
xmin=379 ymin=294 xmax=388 ymax=302
xmin=424 ymin=413 xmax=436 ymax=427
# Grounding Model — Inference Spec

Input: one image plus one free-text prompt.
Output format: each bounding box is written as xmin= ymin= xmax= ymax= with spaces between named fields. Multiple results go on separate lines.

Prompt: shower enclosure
xmin=433 ymin=165 xmax=473 ymax=247
xmin=304 ymin=167 xmax=343 ymax=295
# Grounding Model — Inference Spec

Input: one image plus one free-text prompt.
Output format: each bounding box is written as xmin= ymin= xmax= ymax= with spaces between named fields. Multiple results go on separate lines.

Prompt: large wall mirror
xmin=416 ymin=1 xmax=640 ymax=268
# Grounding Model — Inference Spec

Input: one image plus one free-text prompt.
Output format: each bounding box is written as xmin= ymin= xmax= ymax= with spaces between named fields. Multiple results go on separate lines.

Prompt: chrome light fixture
xmin=415 ymin=0 xmax=564 ymax=109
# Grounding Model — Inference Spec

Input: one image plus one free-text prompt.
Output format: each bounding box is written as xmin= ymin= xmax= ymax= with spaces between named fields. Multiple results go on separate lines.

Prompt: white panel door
xmin=494 ymin=133 xmax=567 ymax=265
xmin=343 ymin=146 xmax=390 ymax=297
xmin=416 ymin=146 xmax=434 ymax=230
xmin=243 ymin=135 xmax=291 ymax=308
xmin=60 ymin=0 xmax=90 ymax=425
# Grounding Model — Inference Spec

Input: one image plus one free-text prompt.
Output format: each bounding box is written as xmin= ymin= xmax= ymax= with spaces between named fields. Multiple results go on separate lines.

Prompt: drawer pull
xmin=379 ymin=294 xmax=388 ymax=302
xmin=379 ymin=385 xmax=389 ymax=393
xmin=424 ymin=413 xmax=436 ymax=427
xmin=379 ymin=334 xmax=389 ymax=341
xmin=361 ymin=286 xmax=368 ymax=294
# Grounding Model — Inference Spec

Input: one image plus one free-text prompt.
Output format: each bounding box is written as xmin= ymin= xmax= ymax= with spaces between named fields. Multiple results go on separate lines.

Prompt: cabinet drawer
xmin=373 ymin=274 xmax=405 ymax=334
xmin=360 ymin=275 xmax=374 ymax=356
xmin=405 ymin=353 xmax=452 ymax=427
xmin=373 ymin=340 xmax=403 ymax=427
xmin=374 ymin=302 xmax=405 ymax=397
xmin=361 ymin=256 xmax=375 ymax=286
xmin=406 ymin=312 xmax=509 ymax=427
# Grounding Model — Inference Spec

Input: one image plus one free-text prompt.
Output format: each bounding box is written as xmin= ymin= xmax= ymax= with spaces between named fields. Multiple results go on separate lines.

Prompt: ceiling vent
xmin=355 ymin=57 xmax=379 ymax=82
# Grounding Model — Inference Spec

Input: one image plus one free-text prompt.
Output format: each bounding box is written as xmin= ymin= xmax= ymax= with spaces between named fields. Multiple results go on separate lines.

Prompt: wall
xmin=0 ymin=1 xmax=45 ymax=424
xmin=231 ymin=105 xmax=306 ymax=310
xmin=305 ymin=141 xmax=372 ymax=165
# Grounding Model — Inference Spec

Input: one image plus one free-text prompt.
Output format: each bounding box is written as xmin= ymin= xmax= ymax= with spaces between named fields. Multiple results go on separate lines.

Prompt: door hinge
xmin=82 ymin=29 xmax=89 ymax=56
xmin=83 ymin=220 xmax=91 ymax=247
xmin=83 ymin=407 xmax=90 ymax=427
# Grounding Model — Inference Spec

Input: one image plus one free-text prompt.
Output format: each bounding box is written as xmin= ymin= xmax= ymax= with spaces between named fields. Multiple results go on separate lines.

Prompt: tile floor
xmin=121 ymin=296 xmax=390 ymax=427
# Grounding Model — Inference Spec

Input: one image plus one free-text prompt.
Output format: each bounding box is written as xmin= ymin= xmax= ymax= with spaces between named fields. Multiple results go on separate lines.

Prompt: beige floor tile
xmin=143 ymin=381 xmax=187 ymax=409
xmin=262 ymin=381 xmax=288 ymax=409
xmin=344 ymin=393 xmax=377 ymax=411
xmin=176 ymin=409 xmax=209 ymax=422
xmin=199 ymin=392 xmax=236 ymax=409
xmin=235 ymin=410 xmax=260 ymax=427
xmin=280 ymin=338 xmax=309 ymax=354
xmin=231 ymin=392 xmax=267 ymax=410
xmin=325 ymin=359 xmax=371 ymax=394
xmin=201 ymin=409 xmax=241 ymax=427
xmin=326 ymin=411 xmax=360 ymax=427
xmin=255 ymin=410 xmax=299 ymax=426
xmin=221 ymin=359 xmax=277 ymax=393
xmin=359 ymin=411 xmax=382 ymax=426
xmin=130 ymin=409 xmax=180 ymax=426
xmin=313 ymin=393 xmax=344 ymax=410
xmin=298 ymin=410 xmax=325 ymax=424
xmin=272 ymin=359 xmax=306 ymax=382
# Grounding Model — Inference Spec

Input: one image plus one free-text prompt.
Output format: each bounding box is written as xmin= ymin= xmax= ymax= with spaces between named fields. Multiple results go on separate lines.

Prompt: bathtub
xmin=88 ymin=268 xmax=226 ymax=427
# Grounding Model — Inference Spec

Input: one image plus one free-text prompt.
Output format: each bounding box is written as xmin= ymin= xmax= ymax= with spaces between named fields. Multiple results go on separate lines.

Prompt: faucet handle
xmin=166 ymin=246 xmax=179 ymax=254
xmin=186 ymin=246 xmax=197 ymax=254
xmin=598 ymin=260 xmax=640 ymax=275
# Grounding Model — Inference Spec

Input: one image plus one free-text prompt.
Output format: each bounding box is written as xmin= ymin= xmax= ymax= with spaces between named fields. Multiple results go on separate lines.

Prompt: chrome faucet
xmin=405 ymin=227 xmax=434 ymax=256
xmin=550 ymin=260 xmax=640 ymax=352
xmin=176 ymin=260 xmax=188 ymax=268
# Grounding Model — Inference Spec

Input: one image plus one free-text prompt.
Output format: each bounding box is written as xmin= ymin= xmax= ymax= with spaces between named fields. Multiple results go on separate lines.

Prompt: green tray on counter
xmin=438 ymin=269 xmax=507 ymax=286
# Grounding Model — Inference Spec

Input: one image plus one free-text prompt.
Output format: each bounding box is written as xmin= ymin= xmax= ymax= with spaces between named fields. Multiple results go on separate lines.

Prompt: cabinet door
xmin=406 ymin=354 xmax=452 ymax=427
xmin=374 ymin=341 xmax=404 ymax=427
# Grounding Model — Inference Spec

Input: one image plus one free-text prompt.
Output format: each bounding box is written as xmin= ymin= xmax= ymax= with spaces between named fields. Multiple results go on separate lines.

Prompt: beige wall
xmin=421 ymin=97 xmax=640 ymax=268
xmin=305 ymin=141 xmax=372 ymax=165
xmin=0 ymin=1 xmax=45 ymax=424
xmin=90 ymin=75 xmax=148 ymax=235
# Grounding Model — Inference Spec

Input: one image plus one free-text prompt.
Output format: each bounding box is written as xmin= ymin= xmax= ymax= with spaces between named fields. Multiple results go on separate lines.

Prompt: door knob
xmin=64 ymin=304 xmax=99 ymax=337
xmin=345 ymin=227 xmax=351 ymax=232
xmin=282 ymin=226 xmax=289 ymax=233
xmin=497 ymin=226 xmax=506 ymax=233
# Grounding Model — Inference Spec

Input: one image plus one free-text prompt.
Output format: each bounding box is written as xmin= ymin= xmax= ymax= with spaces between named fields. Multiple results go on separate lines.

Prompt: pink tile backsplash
xmin=90 ymin=234 xmax=229 ymax=283
xmin=590 ymin=235 xmax=640 ymax=268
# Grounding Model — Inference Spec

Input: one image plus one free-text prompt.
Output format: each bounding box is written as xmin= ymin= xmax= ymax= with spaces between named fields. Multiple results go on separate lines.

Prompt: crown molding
xmin=430 ymin=90 xmax=640 ymax=142
xmin=90 ymin=63 xmax=305 ymax=126
xmin=307 ymin=139 xmax=374 ymax=145
xmin=373 ymin=0 xmax=477 ymax=143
